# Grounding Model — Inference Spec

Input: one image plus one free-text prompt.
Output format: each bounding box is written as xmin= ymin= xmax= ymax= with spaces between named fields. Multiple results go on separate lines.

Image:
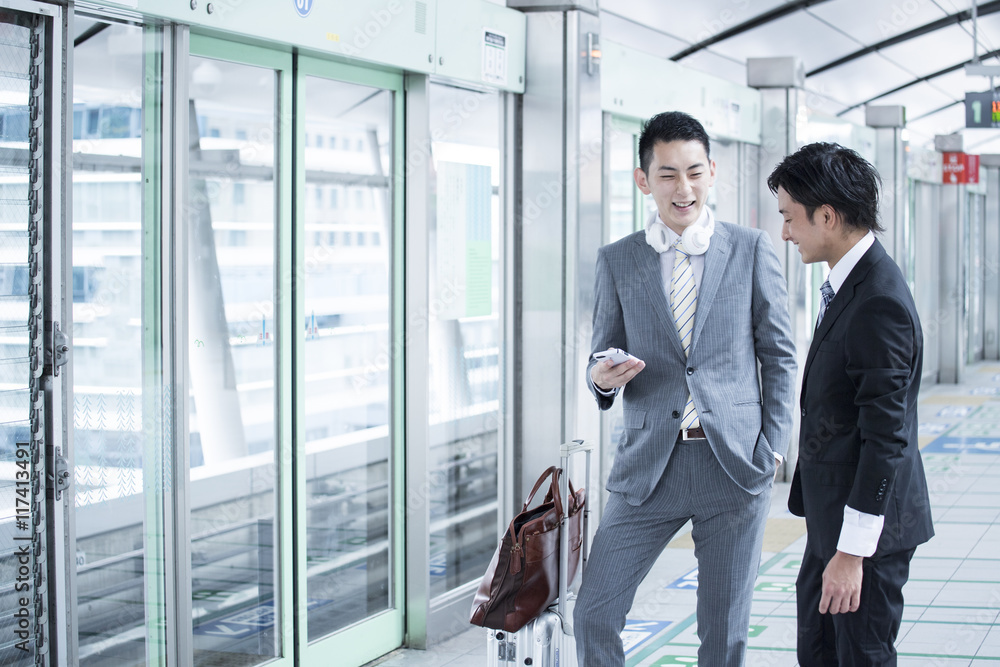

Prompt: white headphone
xmin=645 ymin=206 xmax=715 ymax=255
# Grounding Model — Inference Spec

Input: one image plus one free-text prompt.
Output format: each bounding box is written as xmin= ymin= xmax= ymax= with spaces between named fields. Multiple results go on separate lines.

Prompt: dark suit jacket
xmin=788 ymin=239 xmax=934 ymax=560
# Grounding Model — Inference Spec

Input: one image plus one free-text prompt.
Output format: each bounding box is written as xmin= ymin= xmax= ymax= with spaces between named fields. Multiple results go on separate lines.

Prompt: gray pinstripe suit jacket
xmin=588 ymin=221 xmax=797 ymax=506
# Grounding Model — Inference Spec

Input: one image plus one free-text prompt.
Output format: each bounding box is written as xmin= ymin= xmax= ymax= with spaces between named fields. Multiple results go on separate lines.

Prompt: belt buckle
xmin=680 ymin=427 xmax=703 ymax=441
xmin=681 ymin=428 xmax=696 ymax=441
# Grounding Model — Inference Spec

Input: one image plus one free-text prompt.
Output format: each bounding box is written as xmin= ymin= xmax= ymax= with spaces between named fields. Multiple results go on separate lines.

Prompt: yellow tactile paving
xmin=665 ymin=531 xmax=695 ymax=549
xmin=665 ymin=517 xmax=807 ymax=552
xmin=920 ymin=395 xmax=989 ymax=405
xmin=760 ymin=517 xmax=807 ymax=553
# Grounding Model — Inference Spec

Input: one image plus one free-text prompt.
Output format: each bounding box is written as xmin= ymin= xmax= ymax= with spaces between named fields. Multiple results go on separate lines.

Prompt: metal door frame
xmin=294 ymin=54 xmax=406 ymax=666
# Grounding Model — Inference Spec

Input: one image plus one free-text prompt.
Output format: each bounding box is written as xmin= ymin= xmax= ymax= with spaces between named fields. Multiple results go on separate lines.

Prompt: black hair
xmin=767 ymin=142 xmax=884 ymax=233
xmin=637 ymin=111 xmax=711 ymax=174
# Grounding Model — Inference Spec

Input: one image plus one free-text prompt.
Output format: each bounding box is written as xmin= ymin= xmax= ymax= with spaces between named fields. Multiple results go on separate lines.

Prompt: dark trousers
xmin=796 ymin=545 xmax=916 ymax=667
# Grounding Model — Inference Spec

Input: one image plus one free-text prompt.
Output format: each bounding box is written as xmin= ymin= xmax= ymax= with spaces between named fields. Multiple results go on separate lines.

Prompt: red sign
xmin=967 ymin=153 xmax=980 ymax=184
xmin=942 ymin=151 xmax=980 ymax=184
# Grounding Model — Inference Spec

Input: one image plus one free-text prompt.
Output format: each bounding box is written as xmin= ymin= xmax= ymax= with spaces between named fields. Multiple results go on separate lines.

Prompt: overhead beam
xmin=671 ymin=0 xmax=833 ymax=61
xmin=808 ymin=1 xmax=1000 ymax=77
xmin=835 ymin=47 xmax=1000 ymax=116
xmin=908 ymin=100 xmax=962 ymax=123
xmin=74 ymin=21 xmax=109 ymax=48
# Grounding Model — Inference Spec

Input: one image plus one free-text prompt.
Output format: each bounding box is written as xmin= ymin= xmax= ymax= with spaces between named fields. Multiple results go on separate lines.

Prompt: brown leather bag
xmin=469 ymin=465 xmax=586 ymax=632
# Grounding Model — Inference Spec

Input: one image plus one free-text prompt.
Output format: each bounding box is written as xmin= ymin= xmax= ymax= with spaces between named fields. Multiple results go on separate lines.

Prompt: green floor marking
xmin=972 ymin=404 xmax=1000 ymax=420
xmin=949 ymin=423 xmax=1000 ymax=437
xmin=651 ymin=657 xmax=698 ymax=666
xmin=755 ymin=581 xmax=796 ymax=593
xmin=899 ymin=654 xmax=1000 ymax=660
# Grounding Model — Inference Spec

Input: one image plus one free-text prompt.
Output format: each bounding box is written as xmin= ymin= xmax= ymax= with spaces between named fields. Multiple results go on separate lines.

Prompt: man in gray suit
xmin=574 ymin=111 xmax=797 ymax=666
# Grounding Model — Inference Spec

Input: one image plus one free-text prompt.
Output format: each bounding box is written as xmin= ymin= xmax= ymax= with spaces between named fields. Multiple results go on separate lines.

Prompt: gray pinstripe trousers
xmin=574 ymin=437 xmax=771 ymax=666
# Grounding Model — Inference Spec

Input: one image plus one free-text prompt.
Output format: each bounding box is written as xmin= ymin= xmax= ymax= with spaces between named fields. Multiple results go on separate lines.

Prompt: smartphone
xmin=593 ymin=348 xmax=635 ymax=366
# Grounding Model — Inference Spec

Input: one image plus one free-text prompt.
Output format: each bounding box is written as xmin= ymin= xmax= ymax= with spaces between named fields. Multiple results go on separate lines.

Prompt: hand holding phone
xmin=591 ymin=347 xmax=645 ymax=391
xmin=593 ymin=348 xmax=637 ymax=367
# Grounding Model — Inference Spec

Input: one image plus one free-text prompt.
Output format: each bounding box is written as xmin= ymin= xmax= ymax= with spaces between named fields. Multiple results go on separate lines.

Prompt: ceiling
xmin=600 ymin=0 xmax=1000 ymax=153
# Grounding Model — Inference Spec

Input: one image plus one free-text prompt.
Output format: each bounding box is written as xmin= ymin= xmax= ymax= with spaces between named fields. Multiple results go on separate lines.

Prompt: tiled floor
xmin=368 ymin=362 xmax=1000 ymax=666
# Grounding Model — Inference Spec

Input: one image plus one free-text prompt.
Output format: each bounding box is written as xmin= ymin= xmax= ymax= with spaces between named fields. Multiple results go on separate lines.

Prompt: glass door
xmin=295 ymin=57 xmax=404 ymax=666
xmin=967 ymin=192 xmax=986 ymax=363
xmin=184 ymin=36 xmax=293 ymax=667
xmin=600 ymin=114 xmax=642 ymax=512
xmin=425 ymin=80 xmax=503 ymax=610
xmin=69 ymin=14 xmax=170 ymax=667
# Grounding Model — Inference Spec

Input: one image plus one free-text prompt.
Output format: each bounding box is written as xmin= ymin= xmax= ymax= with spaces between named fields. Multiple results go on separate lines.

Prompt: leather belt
xmin=679 ymin=427 xmax=706 ymax=441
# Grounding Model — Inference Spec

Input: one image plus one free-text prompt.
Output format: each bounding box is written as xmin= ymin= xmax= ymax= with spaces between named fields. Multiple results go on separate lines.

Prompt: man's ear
xmin=634 ymin=166 xmax=651 ymax=195
xmin=818 ymin=203 xmax=838 ymax=229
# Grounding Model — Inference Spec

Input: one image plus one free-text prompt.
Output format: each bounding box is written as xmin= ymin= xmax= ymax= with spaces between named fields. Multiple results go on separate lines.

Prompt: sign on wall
xmin=942 ymin=151 xmax=980 ymax=185
xmin=965 ymin=90 xmax=1000 ymax=128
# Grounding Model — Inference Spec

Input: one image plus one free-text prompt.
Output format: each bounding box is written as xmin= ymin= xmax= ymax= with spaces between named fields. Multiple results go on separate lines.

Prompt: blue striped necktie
xmin=816 ymin=280 xmax=835 ymax=329
xmin=671 ymin=240 xmax=699 ymax=429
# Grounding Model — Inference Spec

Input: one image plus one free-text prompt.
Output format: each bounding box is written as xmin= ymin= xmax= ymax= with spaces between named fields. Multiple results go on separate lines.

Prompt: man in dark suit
xmin=768 ymin=142 xmax=934 ymax=666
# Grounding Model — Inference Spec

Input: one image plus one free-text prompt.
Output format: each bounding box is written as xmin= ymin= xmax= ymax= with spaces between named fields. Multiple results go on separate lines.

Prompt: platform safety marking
xmin=919 ymin=422 xmax=950 ymax=435
xmin=972 ymin=404 xmax=1000 ymax=420
xmin=622 ymin=620 xmax=671 ymax=656
xmin=937 ymin=406 xmax=973 ymax=418
xmin=652 ymin=657 xmax=698 ymax=665
xmin=754 ymin=580 xmax=796 ymax=593
xmin=922 ymin=437 xmax=1000 ymax=454
xmin=193 ymin=599 xmax=329 ymax=639
xmin=666 ymin=568 xmax=699 ymax=589
xmin=948 ymin=423 xmax=1000 ymax=437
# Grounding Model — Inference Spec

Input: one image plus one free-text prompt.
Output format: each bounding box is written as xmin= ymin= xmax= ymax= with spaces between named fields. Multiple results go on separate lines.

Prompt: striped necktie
xmin=671 ymin=240 xmax=699 ymax=429
xmin=816 ymin=280 xmax=835 ymax=329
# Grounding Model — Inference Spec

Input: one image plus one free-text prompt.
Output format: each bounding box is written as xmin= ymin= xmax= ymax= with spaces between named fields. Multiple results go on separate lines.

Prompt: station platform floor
xmin=368 ymin=361 xmax=1000 ymax=667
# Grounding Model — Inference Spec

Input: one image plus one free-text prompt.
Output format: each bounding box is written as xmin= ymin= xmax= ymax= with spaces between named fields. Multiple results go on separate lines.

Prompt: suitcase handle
xmin=558 ymin=439 xmax=592 ymax=635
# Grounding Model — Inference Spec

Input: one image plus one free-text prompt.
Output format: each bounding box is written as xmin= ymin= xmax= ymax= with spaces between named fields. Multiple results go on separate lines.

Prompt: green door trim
xmin=141 ymin=23 xmax=167 ymax=665
xmin=294 ymin=54 xmax=406 ymax=667
xmin=188 ymin=33 xmax=296 ymax=667
xmin=609 ymin=115 xmax=645 ymax=233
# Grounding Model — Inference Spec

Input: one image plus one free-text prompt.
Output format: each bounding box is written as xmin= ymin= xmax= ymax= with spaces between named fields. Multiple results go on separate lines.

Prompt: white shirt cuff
xmin=773 ymin=452 xmax=783 ymax=464
xmin=594 ymin=383 xmax=617 ymax=397
xmin=837 ymin=505 xmax=884 ymax=557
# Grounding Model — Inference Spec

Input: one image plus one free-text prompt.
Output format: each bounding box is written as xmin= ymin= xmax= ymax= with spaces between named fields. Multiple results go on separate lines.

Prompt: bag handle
xmin=506 ymin=465 xmax=565 ymax=576
xmin=544 ymin=477 xmax=581 ymax=514
xmin=519 ymin=465 xmax=565 ymax=518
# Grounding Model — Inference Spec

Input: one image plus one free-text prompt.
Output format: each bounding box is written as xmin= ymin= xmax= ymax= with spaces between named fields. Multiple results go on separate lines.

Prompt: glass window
xmin=427 ymin=83 xmax=501 ymax=598
xmin=609 ymin=126 xmax=637 ymax=242
xmin=187 ymin=54 xmax=279 ymax=665
xmin=301 ymin=75 xmax=394 ymax=642
xmin=69 ymin=19 xmax=155 ymax=666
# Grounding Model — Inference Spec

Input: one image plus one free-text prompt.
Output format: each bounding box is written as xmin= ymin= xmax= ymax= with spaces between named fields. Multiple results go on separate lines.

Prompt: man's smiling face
xmin=634 ymin=139 xmax=716 ymax=237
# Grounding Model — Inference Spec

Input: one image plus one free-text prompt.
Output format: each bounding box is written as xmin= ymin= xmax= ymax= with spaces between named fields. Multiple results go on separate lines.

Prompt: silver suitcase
xmin=485 ymin=440 xmax=592 ymax=666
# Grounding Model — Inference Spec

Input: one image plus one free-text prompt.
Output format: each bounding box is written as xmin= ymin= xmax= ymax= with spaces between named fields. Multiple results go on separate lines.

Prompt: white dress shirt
xmin=821 ymin=231 xmax=885 ymax=558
